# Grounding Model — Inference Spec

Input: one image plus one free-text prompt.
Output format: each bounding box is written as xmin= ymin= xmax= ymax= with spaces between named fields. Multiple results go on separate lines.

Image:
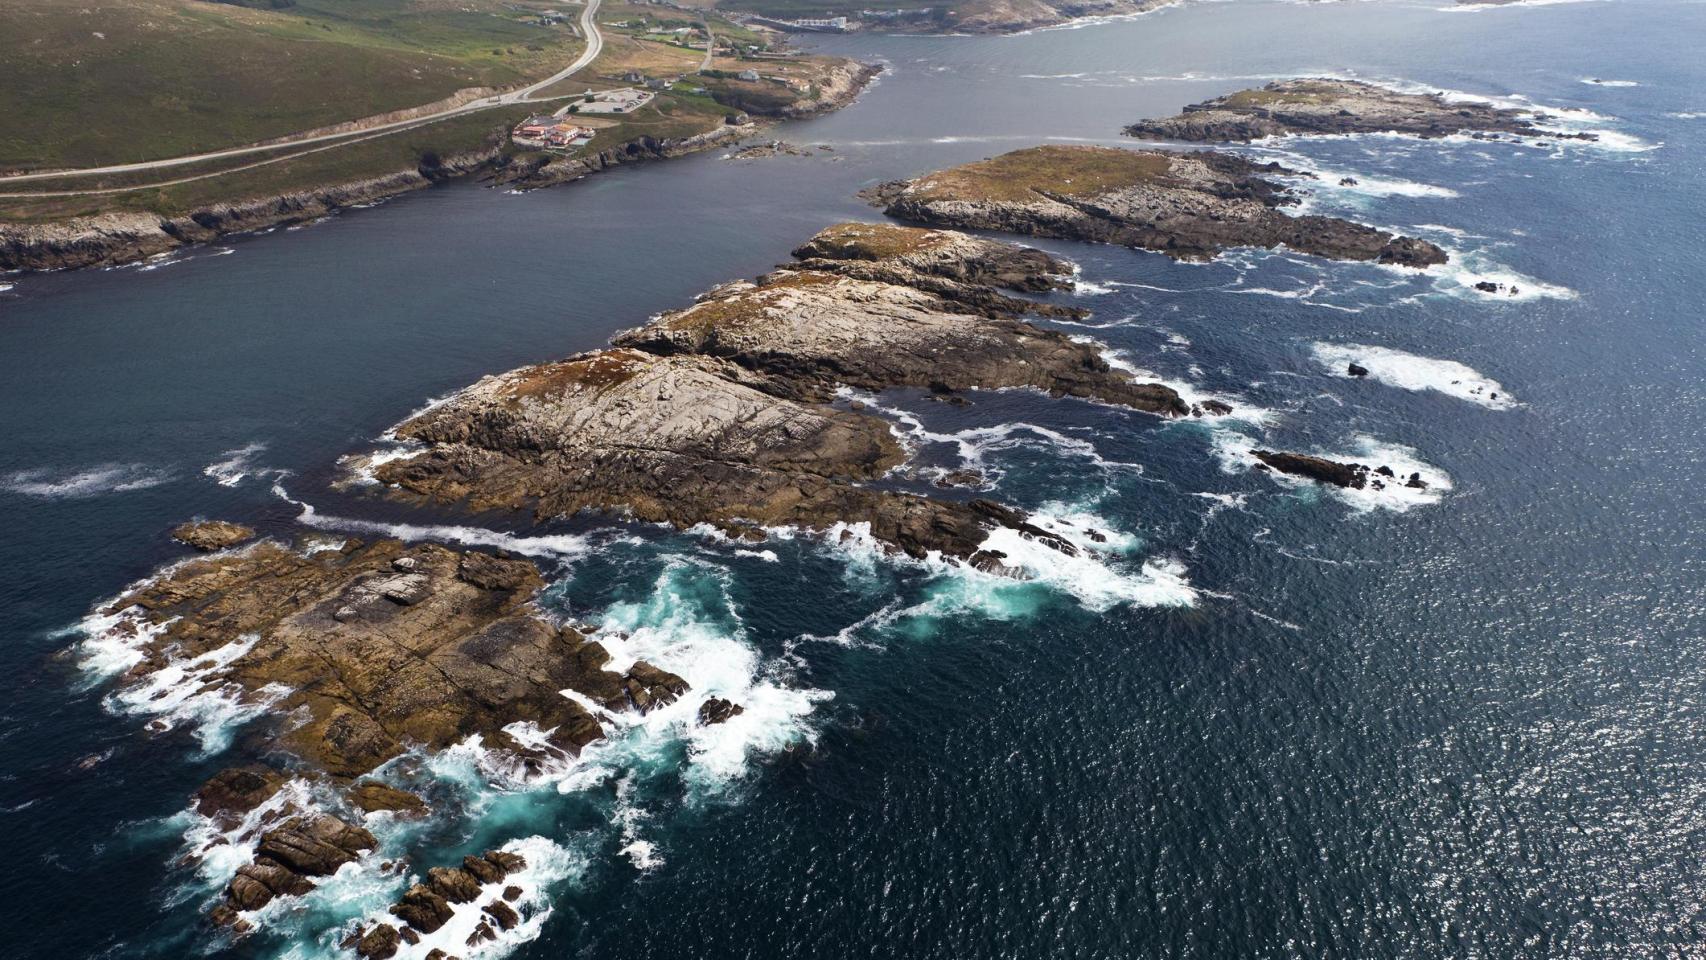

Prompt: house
xmin=737 ymin=68 xmax=760 ymax=81
xmin=515 ymin=115 xmax=560 ymax=138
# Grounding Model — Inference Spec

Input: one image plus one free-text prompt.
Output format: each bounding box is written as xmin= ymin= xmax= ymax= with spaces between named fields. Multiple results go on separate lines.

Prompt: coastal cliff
xmin=867 ymin=144 xmax=1447 ymax=266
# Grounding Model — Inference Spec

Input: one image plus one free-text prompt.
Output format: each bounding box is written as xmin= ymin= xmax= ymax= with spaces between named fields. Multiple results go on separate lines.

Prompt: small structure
xmin=545 ymin=123 xmax=595 ymax=147
xmin=737 ymin=68 xmax=760 ymax=81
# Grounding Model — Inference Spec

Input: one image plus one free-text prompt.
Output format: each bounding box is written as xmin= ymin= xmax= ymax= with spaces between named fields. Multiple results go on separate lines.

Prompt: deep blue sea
xmin=3 ymin=0 xmax=1704 ymax=956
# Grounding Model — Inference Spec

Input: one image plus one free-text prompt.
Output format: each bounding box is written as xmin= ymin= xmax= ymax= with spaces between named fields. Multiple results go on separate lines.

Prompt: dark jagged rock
xmin=1252 ymin=451 xmax=1368 ymax=489
xmin=194 ymin=766 xmax=286 ymax=821
xmin=171 ymin=520 xmax=256 ymax=552
xmin=698 ymin=698 xmax=746 ymax=725
xmin=1347 ymin=363 xmax=1370 ymax=377
xmin=212 ymin=814 xmax=376 ymax=924
xmin=392 ymin=885 xmax=456 ymax=933
xmin=1125 ymin=78 xmax=1594 ymax=143
xmin=427 ymin=866 xmax=482 ymax=904
xmin=349 ymin=781 xmax=428 ymax=817
xmin=871 ymin=145 xmax=1446 ymax=267
xmin=482 ymin=899 xmax=520 ymax=931
xmin=384 ymin=849 xmax=526 ymax=936
xmin=356 ymin=923 xmax=402 ymax=960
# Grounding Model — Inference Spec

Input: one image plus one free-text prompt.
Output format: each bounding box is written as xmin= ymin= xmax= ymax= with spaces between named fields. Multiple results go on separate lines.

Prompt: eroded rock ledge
xmin=1124 ymin=78 xmax=1592 ymax=143
xmin=372 ymin=223 xmax=1188 ymax=562
xmin=865 ymin=144 xmax=1447 ymax=266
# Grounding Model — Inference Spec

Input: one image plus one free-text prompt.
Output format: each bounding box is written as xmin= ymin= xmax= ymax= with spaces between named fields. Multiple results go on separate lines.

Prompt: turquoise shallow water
xmin=3 ymin=0 xmax=1705 ymax=956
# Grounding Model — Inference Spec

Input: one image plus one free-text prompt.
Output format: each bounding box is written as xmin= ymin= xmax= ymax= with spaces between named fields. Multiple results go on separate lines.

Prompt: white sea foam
xmin=842 ymin=389 xmax=1141 ymax=477
xmin=203 ymin=442 xmax=272 ymax=487
xmin=275 ymin=484 xmax=593 ymax=561
xmin=2 ymin=462 xmax=171 ymax=498
xmin=1253 ymin=148 xmax=1461 ymax=201
xmin=1310 ymin=343 xmax=1517 ymax=409
xmin=103 ymin=631 xmax=287 ymax=755
xmin=825 ymin=499 xmax=1195 ymax=617
xmin=178 ymin=777 xmax=322 ymax=891
xmin=1422 ymin=244 xmax=1578 ymax=302
xmin=1440 ymin=0 xmax=1606 ymax=12
xmin=1580 ymin=77 xmax=1639 ymax=87
xmin=1094 ymin=346 xmax=1276 ymax=427
xmin=591 ymin=558 xmax=830 ymax=790
xmin=313 ymin=836 xmax=579 ymax=960
xmin=1212 ymin=430 xmax=1451 ymax=512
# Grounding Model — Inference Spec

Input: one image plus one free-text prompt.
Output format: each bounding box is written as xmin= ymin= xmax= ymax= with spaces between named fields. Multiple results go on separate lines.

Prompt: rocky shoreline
xmin=865 ymin=144 xmax=1447 ymax=266
xmin=77 ymin=218 xmax=1214 ymax=949
xmin=1123 ymin=78 xmax=1595 ymax=143
xmin=0 ymin=63 xmax=880 ymax=275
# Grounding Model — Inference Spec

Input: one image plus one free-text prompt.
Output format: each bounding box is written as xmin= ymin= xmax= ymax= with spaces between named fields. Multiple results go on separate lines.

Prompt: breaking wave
xmin=1310 ymin=342 xmax=1518 ymax=409
xmin=1212 ymin=430 xmax=1452 ymax=513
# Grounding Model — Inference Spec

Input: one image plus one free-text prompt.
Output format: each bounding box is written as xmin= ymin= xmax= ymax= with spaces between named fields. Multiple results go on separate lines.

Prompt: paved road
xmin=0 ymin=0 xmax=603 ymax=186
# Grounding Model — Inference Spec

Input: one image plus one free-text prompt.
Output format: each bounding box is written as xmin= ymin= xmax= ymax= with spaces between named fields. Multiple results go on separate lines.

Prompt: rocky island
xmin=865 ymin=145 xmax=1447 ymax=266
xmin=1123 ymin=78 xmax=1591 ymax=142
xmin=369 ymin=222 xmax=1194 ymax=563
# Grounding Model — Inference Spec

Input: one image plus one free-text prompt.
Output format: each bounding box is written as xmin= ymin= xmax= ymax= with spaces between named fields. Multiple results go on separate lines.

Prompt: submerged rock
xmin=1125 ymin=78 xmax=1592 ymax=143
xmin=869 ymin=145 xmax=1446 ymax=267
xmin=349 ymin=781 xmax=428 ymax=817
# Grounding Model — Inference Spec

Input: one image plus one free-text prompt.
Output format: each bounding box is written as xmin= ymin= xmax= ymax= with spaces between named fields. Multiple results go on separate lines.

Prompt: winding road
xmin=0 ymin=0 xmax=603 ymax=187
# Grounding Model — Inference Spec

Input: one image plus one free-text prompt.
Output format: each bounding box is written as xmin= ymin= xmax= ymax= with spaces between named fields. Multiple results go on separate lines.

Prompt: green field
xmin=0 ymin=0 xmax=585 ymax=170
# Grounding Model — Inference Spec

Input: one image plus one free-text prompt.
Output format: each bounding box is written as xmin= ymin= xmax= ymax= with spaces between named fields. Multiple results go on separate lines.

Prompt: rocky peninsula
xmin=370 ymin=222 xmax=1191 ymax=562
xmin=1123 ymin=78 xmax=1591 ymax=142
xmin=866 ymin=145 xmax=1447 ymax=266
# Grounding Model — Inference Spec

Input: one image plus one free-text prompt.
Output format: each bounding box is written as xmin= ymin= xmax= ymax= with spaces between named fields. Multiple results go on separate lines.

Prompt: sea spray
xmin=1311 ymin=342 xmax=1518 ymax=409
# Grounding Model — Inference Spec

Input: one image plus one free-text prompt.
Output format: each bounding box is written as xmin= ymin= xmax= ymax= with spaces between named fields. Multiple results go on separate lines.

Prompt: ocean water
xmin=3 ymin=0 xmax=1705 ymax=956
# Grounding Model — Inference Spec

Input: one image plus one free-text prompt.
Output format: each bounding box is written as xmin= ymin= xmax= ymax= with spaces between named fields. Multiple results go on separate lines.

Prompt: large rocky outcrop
xmin=102 ymin=537 xmax=692 ymax=776
xmin=375 ymin=348 xmax=1006 ymax=560
xmin=868 ymin=145 xmax=1446 ymax=267
xmin=1124 ymin=78 xmax=1593 ymax=142
xmin=370 ymin=223 xmax=1183 ymax=561
xmin=613 ymin=223 xmax=1187 ymax=415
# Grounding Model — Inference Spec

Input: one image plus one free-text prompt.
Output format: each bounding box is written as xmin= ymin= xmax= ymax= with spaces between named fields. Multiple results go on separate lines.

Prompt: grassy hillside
xmin=0 ymin=0 xmax=585 ymax=170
